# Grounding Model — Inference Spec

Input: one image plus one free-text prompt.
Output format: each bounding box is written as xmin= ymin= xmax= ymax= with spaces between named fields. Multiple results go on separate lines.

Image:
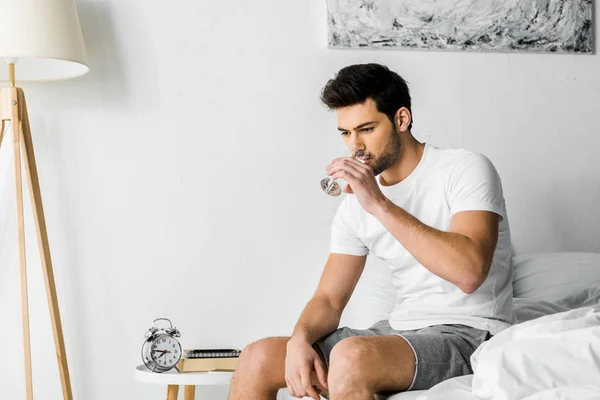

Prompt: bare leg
xmin=327 ymin=336 xmax=416 ymax=400
xmin=228 ymin=334 xmax=414 ymax=400
xmin=228 ymin=337 xmax=290 ymax=400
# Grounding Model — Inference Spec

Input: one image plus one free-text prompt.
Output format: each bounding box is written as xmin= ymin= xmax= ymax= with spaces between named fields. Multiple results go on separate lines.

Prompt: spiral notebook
xmin=183 ymin=349 xmax=241 ymax=359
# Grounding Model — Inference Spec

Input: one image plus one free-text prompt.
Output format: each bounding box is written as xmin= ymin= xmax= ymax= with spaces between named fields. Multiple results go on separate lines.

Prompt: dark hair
xmin=320 ymin=63 xmax=413 ymax=130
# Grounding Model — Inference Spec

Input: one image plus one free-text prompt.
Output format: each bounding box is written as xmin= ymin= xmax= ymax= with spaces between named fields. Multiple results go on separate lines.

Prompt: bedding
xmin=385 ymin=306 xmax=600 ymax=400
xmin=385 ymin=282 xmax=600 ymax=400
xmin=513 ymin=252 xmax=600 ymax=302
xmin=469 ymin=306 xmax=600 ymax=400
xmin=513 ymin=285 xmax=600 ymax=322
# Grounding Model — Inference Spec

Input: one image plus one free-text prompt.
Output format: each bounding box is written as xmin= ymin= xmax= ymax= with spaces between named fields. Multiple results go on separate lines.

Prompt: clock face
xmin=150 ymin=334 xmax=181 ymax=368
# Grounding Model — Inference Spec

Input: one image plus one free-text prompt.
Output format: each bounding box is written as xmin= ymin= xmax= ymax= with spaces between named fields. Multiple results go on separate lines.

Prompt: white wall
xmin=0 ymin=0 xmax=599 ymax=399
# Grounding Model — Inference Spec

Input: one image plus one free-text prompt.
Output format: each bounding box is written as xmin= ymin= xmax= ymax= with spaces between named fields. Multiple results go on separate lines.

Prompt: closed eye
xmin=341 ymin=126 xmax=374 ymax=135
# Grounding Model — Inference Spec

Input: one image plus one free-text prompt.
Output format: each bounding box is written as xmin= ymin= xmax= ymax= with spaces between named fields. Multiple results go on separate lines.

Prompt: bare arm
xmin=285 ymin=253 xmax=366 ymax=399
xmin=373 ymin=204 xmax=499 ymax=294
xmin=327 ymin=157 xmax=500 ymax=295
xmin=291 ymin=253 xmax=367 ymax=344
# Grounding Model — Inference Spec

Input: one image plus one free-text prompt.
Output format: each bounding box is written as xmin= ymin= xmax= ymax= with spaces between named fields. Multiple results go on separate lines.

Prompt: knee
xmin=327 ymin=337 xmax=373 ymax=394
xmin=233 ymin=338 xmax=280 ymax=380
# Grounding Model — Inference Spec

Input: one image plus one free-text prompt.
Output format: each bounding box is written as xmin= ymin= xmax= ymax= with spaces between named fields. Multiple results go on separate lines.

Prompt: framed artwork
xmin=326 ymin=0 xmax=593 ymax=53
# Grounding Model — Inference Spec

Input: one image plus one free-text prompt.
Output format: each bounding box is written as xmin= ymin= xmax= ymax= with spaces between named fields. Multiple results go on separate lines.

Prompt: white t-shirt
xmin=330 ymin=143 xmax=515 ymax=335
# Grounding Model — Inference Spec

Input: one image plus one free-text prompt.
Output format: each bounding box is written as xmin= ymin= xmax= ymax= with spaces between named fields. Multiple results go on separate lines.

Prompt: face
xmin=150 ymin=334 xmax=181 ymax=368
xmin=336 ymin=98 xmax=401 ymax=176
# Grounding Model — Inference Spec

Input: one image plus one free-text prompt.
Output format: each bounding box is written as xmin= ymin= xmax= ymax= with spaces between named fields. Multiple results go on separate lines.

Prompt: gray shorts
xmin=313 ymin=319 xmax=492 ymax=392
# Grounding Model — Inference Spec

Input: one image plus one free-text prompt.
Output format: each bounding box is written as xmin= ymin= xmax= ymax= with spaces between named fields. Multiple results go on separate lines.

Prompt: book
xmin=184 ymin=348 xmax=241 ymax=359
xmin=176 ymin=349 xmax=241 ymax=372
xmin=177 ymin=356 xmax=239 ymax=372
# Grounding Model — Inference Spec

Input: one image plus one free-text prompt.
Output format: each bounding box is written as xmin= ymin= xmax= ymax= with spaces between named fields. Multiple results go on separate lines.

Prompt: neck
xmin=379 ymin=133 xmax=425 ymax=186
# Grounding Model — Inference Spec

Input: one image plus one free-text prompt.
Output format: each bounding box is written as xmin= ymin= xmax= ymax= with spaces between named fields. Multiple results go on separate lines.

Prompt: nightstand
xmin=135 ymin=365 xmax=233 ymax=399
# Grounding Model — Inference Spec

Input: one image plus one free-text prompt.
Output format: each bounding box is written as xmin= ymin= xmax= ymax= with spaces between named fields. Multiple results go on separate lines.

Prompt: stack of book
xmin=177 ymin=348 xmax=241 ymax=372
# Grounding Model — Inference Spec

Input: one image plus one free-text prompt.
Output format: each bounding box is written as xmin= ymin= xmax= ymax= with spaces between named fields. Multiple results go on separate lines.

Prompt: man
xmin=228 ymin=63 xmax=514 ymax=400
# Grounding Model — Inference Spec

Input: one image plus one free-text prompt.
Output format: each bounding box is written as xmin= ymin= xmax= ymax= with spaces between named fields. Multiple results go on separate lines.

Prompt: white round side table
xmin=135 ymin=365 xmax=234 ymax=400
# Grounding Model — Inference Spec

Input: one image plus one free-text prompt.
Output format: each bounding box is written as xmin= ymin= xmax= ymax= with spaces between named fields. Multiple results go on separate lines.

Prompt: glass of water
xmin=320 ymin=158 xmax=364 ymax=197
xmin=320 ymin=176 xmax=346 ymax=196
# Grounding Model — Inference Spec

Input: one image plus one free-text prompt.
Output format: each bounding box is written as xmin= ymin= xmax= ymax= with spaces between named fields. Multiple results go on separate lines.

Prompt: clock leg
xmin=167 ymin=384 xmax=179 ymax=400
xmin=184 ymin=385 xmax=195 ymax=400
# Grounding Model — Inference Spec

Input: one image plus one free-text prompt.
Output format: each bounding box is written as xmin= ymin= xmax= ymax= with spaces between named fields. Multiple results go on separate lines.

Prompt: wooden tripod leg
xmin=17 ymin=88 xmax=73 ymax=400
xmin=12 ymin=106 xmax=33 ymax=400
xmin=0 ymin=120 xmax=5 ymax=149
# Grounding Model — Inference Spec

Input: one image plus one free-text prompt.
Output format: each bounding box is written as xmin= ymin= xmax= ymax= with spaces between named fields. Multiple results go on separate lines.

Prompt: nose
xmin=347 ymin=132 xmax=365 ymax=155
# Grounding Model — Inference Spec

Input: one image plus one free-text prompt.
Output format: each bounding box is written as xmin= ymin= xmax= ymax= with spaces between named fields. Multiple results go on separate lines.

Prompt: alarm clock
xmin=141 ymin=318 xmax=182 ymax=372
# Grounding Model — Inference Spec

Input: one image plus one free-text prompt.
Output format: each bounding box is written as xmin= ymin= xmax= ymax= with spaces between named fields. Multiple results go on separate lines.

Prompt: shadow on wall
xmin=71 ymin=0 xmax=130 ymax=109
xmin=20 ymin=0 xmax=156 ymax=113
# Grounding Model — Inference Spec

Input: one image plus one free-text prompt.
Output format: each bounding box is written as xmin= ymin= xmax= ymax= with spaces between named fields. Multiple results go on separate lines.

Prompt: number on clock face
xmin=151 ymin=335 xmax=180 ymax=367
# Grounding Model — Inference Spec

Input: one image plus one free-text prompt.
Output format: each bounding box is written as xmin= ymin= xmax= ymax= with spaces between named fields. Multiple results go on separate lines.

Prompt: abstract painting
xmin=326 ymin=0 xmax=593 ymax=53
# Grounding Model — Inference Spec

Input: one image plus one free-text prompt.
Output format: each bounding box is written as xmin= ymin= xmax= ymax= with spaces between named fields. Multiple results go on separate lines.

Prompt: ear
xmin=343 ymin=184 xmax=354 ymax=194
xmin=395 ymin=107 xmax=412 ymax=132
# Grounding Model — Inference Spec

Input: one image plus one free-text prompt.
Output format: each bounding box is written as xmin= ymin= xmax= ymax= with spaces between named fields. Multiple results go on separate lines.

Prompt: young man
xmin=228 ymin=63 xmax=514 ymax=400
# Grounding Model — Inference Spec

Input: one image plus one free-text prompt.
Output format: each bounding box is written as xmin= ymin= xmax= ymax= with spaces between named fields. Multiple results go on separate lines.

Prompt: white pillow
xmin=513 ymin=298 xmax=571 ymax=323
xmin=512 ymin=252 xmax=600 ymax=302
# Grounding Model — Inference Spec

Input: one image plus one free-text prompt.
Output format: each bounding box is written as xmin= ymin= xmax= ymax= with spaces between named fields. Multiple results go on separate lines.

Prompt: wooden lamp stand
xmin=0 ymin=63 xmax=73 ymax=400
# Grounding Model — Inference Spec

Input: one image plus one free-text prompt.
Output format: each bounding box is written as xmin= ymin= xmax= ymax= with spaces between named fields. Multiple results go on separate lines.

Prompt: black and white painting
xmin=326 ymin=0 xmax=593 ymax=53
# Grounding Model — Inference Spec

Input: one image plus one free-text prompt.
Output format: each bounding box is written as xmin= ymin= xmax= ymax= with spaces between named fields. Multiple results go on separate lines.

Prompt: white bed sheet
xmin=383 ymin=376 xmax=475 ymax=400
xmin=386 ymin=294 xmax=600 ymax=400
xmin=394 ymin=307 xmax=600 ymax=400
xmin=382 ymin=390 xmax=428 ymax=400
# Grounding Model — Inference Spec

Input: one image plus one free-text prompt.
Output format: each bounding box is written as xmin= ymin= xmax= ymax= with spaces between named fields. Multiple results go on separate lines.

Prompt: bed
xmin=278 ymin=252 xmax=600 ymax=400
xmin=384 ymin=252 xmax=600 ymax=400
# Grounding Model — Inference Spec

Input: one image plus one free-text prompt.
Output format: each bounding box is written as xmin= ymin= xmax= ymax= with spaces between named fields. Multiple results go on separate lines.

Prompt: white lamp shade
xmin=0 ymin=0 xmax=89 ymax=82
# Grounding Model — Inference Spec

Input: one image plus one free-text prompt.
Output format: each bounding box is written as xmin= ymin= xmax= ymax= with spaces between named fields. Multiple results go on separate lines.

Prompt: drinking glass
xmin=320 ymin=158 xmax=364 ymax=197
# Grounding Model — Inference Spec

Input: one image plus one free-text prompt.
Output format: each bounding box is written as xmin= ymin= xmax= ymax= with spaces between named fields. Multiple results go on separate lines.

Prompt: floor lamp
xmin=0 ymin=1 xmax=89 ymax=399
